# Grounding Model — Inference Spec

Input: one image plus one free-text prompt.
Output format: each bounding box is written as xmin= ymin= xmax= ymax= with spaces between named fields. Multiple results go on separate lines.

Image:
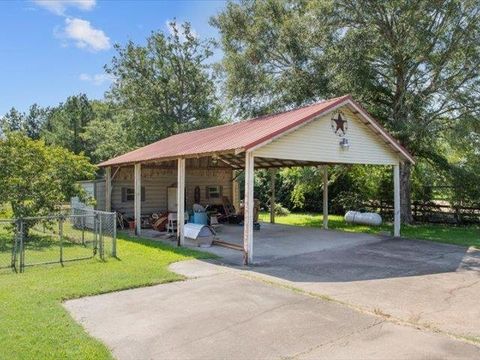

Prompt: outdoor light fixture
xmin=211 ymin=154 xmax=218 ymax=166
xmin=339 ymin=138 xmax=350 ymax=149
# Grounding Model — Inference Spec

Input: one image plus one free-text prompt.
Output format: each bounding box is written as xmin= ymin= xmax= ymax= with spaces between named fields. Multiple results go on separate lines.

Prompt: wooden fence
xmin=361 ymin=200 xmax=480 ymax=225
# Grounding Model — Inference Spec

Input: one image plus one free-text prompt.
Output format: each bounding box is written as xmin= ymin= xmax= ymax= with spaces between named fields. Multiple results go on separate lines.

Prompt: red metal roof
xmin=99 ymin=95 xmax=413 ymax=167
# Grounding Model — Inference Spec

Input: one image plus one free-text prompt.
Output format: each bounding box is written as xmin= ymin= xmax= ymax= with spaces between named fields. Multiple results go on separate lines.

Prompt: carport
xmin=99 ymin=94 xmax=414 ymax=265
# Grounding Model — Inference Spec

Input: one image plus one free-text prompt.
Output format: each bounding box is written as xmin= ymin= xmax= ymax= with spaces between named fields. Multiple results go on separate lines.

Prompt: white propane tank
xmin=345 ymin=211 xmax=382 ymax=226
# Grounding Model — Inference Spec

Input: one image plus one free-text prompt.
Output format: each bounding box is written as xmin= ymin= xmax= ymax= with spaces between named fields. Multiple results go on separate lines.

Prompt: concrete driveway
xmin=65 ymin=226 xmax=480 ymax=359
xmin=189 ymin=223 xmax=480 ymax=341
xmin=66 ymin=262 xmax=480 ymax=359
xmin=248 ymin=235 xmax=480 ymax=341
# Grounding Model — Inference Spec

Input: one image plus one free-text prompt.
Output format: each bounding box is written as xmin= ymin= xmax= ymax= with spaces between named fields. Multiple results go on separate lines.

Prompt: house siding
xmin=95 ymin=181 xmax=106 ymax=211
xmin=111 ymin=167 xmax=233 ymax=216
xmin=74 ymin=180 xmax=106 ymax=211
xmin=253 ymin=106 xmax=400 ymax=165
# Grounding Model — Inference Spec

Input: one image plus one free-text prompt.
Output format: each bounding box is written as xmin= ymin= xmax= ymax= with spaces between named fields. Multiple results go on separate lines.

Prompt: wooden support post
xmin=243 ymin=152 xmax=254 ymax=265
xmin=177 ymin=158 xmax=186 ymax=246
xmin=322 ymin=165 xmax=328 ymax=229
xmin=134 ymin=163 xmax=141 ymax=236
xmin=105 ymin=166 xmax=112 ymax=212
xmin=232 ymin=172 xmax=241 ymax=212
xmin=270 ymin=168 xmax=276 ymax=224
xmin=393 ymin=163 xmax=401 ymax=237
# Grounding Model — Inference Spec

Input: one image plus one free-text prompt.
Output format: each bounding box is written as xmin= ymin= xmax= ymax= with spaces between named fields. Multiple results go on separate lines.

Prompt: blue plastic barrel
xmin=193 ymin=212 xmax=208 ymax=225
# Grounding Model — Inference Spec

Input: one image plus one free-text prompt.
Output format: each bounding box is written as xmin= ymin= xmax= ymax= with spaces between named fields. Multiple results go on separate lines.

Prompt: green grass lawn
xmin=259 ymin=212 xmax=480 ymax=248
xmin=0 ymin=232 xmax=214 ymax=360
xmin=0 ymin=213 xmax=477 ymax=359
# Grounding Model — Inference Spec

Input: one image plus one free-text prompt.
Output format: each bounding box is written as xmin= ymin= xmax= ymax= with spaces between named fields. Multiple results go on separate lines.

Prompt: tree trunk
xmin=399 ymin=162 xmax=414 ymax=224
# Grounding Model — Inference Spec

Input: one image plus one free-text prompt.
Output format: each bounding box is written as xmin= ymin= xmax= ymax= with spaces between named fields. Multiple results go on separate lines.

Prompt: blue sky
xmin=0 ymin=0 xmax=226 ymax=114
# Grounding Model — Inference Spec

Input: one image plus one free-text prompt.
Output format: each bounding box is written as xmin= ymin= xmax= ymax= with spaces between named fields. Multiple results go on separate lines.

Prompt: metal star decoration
xmin=331 ymin=112 xmax=348 ymax=137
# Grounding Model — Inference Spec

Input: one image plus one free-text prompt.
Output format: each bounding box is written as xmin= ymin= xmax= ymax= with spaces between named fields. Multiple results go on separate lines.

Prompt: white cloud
xmin=61 ymin=17 xmax=111 ymax=51
xmin=79 ymin=73 xmax=113 ymax=86
xmin=34 ymin=0 xmax=96 ymax=16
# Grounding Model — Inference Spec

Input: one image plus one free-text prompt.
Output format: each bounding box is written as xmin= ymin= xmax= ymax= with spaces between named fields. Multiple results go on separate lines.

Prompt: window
xmin=125 ymin=188 xmax=135 ymax=201
xmin=206 ymin=185 xmax=222 ymax=199
xmin=121 ymin=187 xmax=145 ymax=202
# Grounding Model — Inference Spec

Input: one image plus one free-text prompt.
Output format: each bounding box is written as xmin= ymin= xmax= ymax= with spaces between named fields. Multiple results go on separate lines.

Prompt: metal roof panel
xmin=99 ymin=95 xmax=414 ymax=167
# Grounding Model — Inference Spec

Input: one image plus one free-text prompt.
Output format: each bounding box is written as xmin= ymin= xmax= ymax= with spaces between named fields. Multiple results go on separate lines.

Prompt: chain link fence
xmin=0 ymin=219 xmax=19 ymax=272
xmin=0 ymin=208 xmax=116 ymax=273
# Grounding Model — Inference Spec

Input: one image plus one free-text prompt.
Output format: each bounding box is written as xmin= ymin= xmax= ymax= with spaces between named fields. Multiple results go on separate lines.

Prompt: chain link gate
xmin=0 ymin=208 xmax=116 ymax=273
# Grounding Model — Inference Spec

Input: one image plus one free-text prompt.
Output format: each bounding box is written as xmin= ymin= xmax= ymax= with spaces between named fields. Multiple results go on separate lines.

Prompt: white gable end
xmin=253 ymin=106 xmax=400 ymax=165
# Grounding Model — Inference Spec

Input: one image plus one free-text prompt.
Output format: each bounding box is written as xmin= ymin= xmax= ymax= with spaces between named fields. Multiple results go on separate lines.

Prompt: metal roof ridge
xmin=237 ymin=94 xmax=351 ymax=123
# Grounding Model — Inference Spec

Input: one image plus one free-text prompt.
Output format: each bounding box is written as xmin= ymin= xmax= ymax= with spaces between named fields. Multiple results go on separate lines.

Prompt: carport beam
xmin=323 ymin=166 xmax=328 ymax=229
xmin=243 ymin=152 xmax=254 ymax=265
xmin=393 ymin=164 xmax=401 ymax=237
xmin=177 ymin=158 xmax=186 ymax=246
xmin=134 ymin=163 xmax=141 ymax=236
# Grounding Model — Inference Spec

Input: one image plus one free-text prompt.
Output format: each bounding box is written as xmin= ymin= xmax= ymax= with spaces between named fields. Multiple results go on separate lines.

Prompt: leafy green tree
xmin=1 ymin=107 xmax=24 ymax=135
xmin=43 ymin=94 xmax=94 ymax=154
xmin=105 ymin=21 xmax=223 ymax=147
xmin=24 ymin=104 xmax=49 ymax=140
xmin=443 ymin=114 xmax=480 ymax=211
xmin=0 ymin=133 xmax=96 ymax=233
xmin=325 ymin=0 xmax=480 ymax=222
xmin=211 ymin=0 xmax=331 ymax=118
xmin=82 ymin=101 xmax=132 ymax=163
xmin=213 ymin=0 xmax=480 ymax=223
xmin=1 ymin=105 xmax=49 ymax=140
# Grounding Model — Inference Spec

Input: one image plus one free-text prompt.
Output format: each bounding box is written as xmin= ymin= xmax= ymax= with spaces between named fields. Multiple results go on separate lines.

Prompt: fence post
xmin=12 ymin=220 xmax=20 ymax=272
xmin=59 ymin=216 xmax=64 ymax=266
xmin=112 ymin=212 xmax=117 ymax=258
xmin=99 ymin=214 xmax=104 ymax=260
xmin=81 ymin=215 xmax=85 ymax=246
xmin=93 ymin=213 xmax=98 ymax=256
xmin=19 ymin=220 xmax=25 ymax=273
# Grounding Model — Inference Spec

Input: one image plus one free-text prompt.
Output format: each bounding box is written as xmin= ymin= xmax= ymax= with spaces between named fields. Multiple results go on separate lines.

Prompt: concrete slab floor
xmin=65 ymin=263 xmax=480 ymax=360
xmin=134 ymin=222 xmax=388 ymax=266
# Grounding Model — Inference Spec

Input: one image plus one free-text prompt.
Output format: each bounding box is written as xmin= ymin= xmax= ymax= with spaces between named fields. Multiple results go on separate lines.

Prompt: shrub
xmin=0 ymin=132 xmax=96 ymax=234
xmin=273 ymin=203 xmax=291 ymax=216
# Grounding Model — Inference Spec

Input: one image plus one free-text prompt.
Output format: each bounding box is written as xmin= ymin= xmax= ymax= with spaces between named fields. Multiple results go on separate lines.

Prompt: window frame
xmin=121 ymin=186 xmax=146 ymax=202
xmin=206 ymin=185 xmax=222 ymax=200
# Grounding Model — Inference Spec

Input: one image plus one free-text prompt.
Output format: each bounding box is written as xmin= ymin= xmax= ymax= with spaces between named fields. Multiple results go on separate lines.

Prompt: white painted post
xmin=105 ymin=166 xmax=112 ymax=212
xmin=323 ymin=165 xmax=328 ymax=229
xmin=243 ymin=152 xmax=254 ymax=265
xmin=270 ymin=168 xmax=276 ymax=224
xmin=134 ymin=163 xmax=142 ymax=236
xmin=177 ymin=158 xmax=186 ymax=246
xmin=393 ymin=163 xmax=401 ymax=237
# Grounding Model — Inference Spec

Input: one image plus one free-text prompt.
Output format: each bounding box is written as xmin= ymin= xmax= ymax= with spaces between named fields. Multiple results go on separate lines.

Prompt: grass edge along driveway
xmin=0 ymin=233 xmax=215 ymax=360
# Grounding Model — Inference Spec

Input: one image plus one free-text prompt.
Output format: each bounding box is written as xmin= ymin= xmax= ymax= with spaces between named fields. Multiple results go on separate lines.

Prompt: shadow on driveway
xmin=251 ymin=238 xmax=480 ymax=283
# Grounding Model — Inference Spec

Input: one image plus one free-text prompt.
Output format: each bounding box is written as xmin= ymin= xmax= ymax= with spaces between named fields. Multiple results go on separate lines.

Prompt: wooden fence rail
xmin=361 ymin=200 xmax=480 ymax=225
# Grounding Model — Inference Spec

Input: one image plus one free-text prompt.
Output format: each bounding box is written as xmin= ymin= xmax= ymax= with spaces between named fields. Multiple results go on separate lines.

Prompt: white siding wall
xmin=95 ymin=181 xmax=106 ymax=211
xmin=111 ymin=167 xmax=233 ymax=216
xmin=72 ymin=181 xmax=106 ymax=211
xmin=254 ymin=106 xmax=400 ymax=165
